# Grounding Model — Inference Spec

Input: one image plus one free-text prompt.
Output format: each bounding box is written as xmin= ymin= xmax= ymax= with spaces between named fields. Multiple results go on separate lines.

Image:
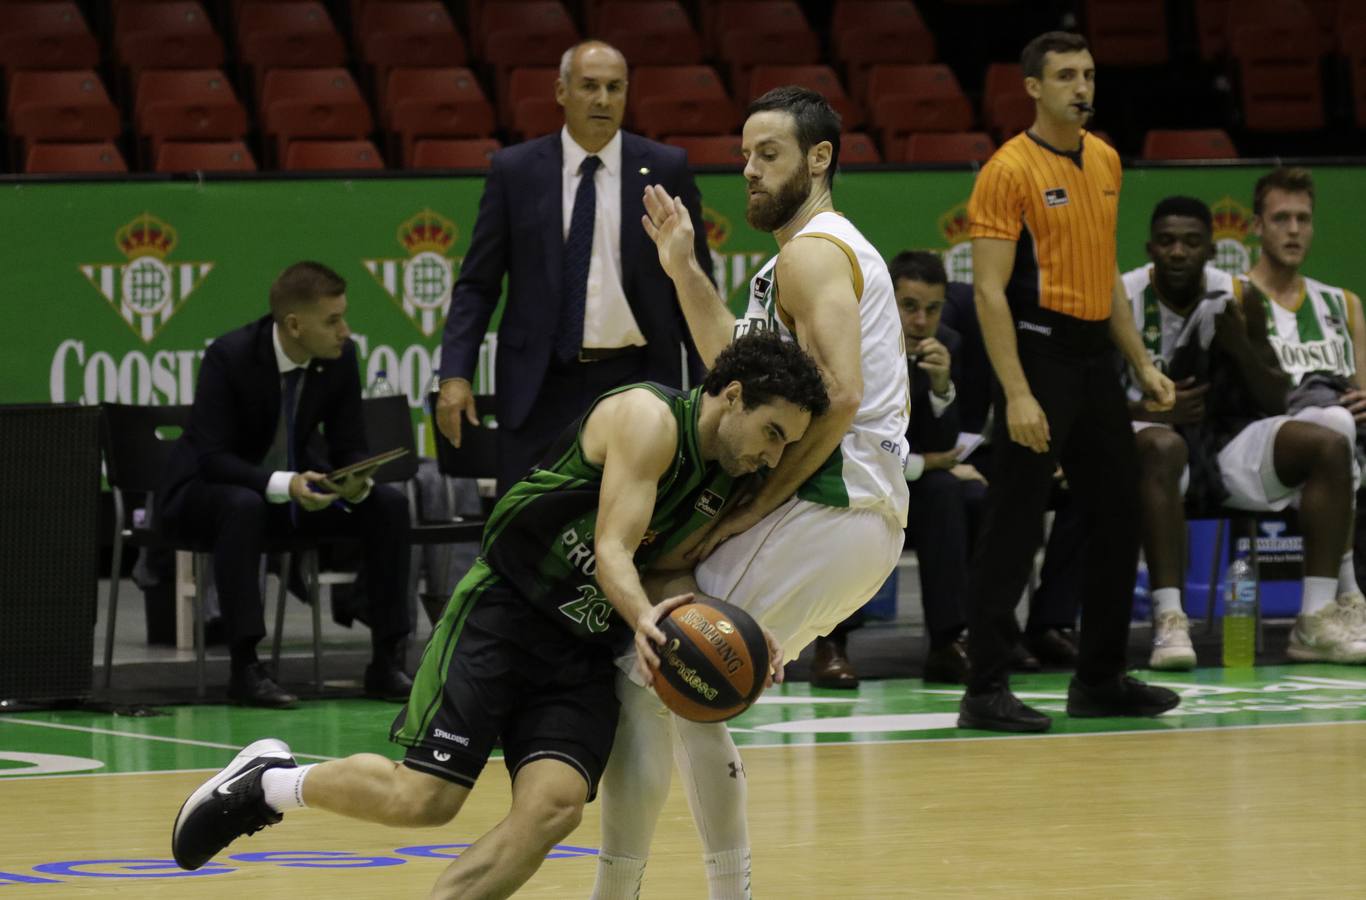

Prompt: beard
xmin=745 ymin=163 xmax=812 ymax=232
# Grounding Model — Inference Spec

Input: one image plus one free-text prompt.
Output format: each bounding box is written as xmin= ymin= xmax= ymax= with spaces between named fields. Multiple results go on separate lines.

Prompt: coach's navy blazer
xmin=439 ymin=130 xmax=712 ymax=431
xmin=160 ymin=314 xmax=369 ymax=519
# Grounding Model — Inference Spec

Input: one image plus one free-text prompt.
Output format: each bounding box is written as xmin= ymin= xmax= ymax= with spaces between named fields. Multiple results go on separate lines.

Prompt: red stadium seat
xmin=357 ymin=1 xmax=466 ymax=99
xmin=865 ymin=64 xmax=973 ymax=143
xmin=408 ymin=137 xmax=501 ymax=170
xmin=383 ymin=67 xmax=495 ymax=166
xmin=7 ymin=70 xmax=120 ymax=160
xmin=1140 ymin=128 xmax=1237 ymax=160
xmin=502 ymin=65 xmax=558 ymax=131
xmin=284 ymin=139 xmax=385 ymax=170
xmin=706 ymin=0 xmax=814 ymax=57
xmin=830 ymin=1 xmax=935 ymax=99
xmin=114 ymin=1 xmax=224 ymax=73
xmin=25 ymin=140 xmax=127 ymax=173
xmin=595 ymin=1 xmax=702 ymax=66
xmin=260 ymin=67 xmax=373 ymax=164
xmin=981 ymin=62 xmax=1033 ymax=140
xmin=666 ymin=134 xmax=743 ymax=166
xmin=135 ymin=69 xmax=248 ymax=163
xmin=1231 ymin=26 xmax=1323 ymax=131
xmin=899 ymin=131 xmax=996 ymax=163
xmin=1229 ymin=0 xmax=1330 ymax=54
xmin=747 ymin=65 xmax=863 ymax=129
xmin=715 ymin=1 xmax=821 ymax=94
xmin=1198 ymin=0 xmax=1324 ymax=60
xmin=0 ymin=1 xmax=99 ymax=75
xmin=1083 ymin=0 xmax=1167 ymax=67
xmin=628 ymin=64 xmax=736 ymax=140
xmin=839 ymin=131 xmax=881 ymax=163
xmin=237 ymin=0 xmax=347 ymax=99
xmin=473 ymin=0 xmax=575 ymax=58
xmin=155 ymin=139 xmax=258 ymax=172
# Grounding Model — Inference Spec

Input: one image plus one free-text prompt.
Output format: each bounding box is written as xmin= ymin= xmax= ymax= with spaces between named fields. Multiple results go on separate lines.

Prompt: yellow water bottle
xmin=1222 ymin=555 xmax=1256 ymax=668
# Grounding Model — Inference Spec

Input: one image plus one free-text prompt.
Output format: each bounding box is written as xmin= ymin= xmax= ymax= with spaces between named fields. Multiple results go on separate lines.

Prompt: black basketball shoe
xmin=172 ymin=738 xmax=297 ymax=870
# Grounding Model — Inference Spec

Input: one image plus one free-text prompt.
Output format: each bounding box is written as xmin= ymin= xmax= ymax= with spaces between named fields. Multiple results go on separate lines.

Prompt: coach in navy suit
xmin=160 ymin=262 xmax=413 ymax=708
xmin=435 ymin=40 xmax=712 ymax=492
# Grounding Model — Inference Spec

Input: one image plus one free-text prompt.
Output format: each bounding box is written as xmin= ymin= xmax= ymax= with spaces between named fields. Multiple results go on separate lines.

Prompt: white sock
xmin=1340 ymin=552 xmax=1361 ymax=597
xmin=703 ymin=848 xmax=752 ymax=900
xmin=1302 ymin=576 xmax=1338 ymax=616
xmin=1151 ymin=588 xmax=1182 ymax=617
xmin=262 ymin=763 xmax=314 ymax=813
xmin=591 ymin=853 xmax=646 ymax=900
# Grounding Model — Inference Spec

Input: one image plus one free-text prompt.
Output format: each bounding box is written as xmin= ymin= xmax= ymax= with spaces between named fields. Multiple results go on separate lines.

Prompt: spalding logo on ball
xmin=650 ymin=598 xmax=770 ymax=723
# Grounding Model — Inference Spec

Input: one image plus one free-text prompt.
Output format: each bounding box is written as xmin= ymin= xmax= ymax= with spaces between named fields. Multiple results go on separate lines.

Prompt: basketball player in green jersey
xmin=170 ymin=333 xmax=829 ymax=899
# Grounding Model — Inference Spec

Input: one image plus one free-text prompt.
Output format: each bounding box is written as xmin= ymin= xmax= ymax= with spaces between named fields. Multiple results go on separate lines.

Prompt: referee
xmin=957 ymin=31 xmax=1181 ymax=732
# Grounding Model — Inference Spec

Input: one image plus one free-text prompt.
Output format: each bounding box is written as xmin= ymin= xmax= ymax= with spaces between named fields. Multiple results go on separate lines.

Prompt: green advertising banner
xmin=3 ymin=165 xmax=1364 ymax=454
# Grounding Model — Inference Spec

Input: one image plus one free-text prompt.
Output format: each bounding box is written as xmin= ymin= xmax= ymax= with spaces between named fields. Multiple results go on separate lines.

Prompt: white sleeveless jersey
xmin=1254 ymin=275 xmax=1358 ymax=386
xmin=731 ymin=211 xmax=910 ymax=524
xmin=1122 ymin=264 xmax=1237 ymax=401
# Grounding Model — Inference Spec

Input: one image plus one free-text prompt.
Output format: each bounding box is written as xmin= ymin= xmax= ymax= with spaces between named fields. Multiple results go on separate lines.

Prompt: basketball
xmin=649 ymin=598 xmax=770 ymax=723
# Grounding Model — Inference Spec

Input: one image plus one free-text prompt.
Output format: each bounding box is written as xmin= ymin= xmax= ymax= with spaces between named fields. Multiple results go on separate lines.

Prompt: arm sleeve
xmin=967 ymin=159 xmax=1024 ymax=241
xmin=440 ymin=155 xmax=511 ymax=382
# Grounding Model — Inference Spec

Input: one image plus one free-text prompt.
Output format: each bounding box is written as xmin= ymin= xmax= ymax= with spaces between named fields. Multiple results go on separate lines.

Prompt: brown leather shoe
xmin=810 ymin=636 xmax=859 ymax=689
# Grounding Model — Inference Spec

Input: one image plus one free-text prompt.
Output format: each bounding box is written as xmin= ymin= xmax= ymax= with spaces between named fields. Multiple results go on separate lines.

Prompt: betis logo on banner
xmin=363 ymin=208 xmax=459 ymax=337
xmin=701 ymin=205 xmax=767 ymax=314
xmin=1210 ymin=195 xmax=1256 ymax=276
xmin=937 ymin=202 xmax=973 ymax=284
xmin=79 ymin=212 xmax=214 ymax=343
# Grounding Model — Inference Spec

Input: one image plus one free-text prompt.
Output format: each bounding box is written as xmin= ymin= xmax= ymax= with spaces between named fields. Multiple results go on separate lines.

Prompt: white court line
xmin=0 ymin=717 xmax=337 ymax=760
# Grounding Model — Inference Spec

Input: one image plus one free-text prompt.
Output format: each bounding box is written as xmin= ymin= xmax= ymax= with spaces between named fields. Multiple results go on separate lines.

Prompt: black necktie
xmin=557 ymin=154 xmax=601 ymax=363
xmin=282 ymin=367 xmax=304 ymax=522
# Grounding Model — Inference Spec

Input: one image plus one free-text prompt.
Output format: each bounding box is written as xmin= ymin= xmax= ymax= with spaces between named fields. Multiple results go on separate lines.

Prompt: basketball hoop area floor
xmin=4 ymin=664 xmax=1366 ymax=898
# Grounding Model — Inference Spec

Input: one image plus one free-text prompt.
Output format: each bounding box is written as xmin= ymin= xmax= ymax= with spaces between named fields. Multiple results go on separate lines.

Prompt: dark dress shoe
xmin=228 ymin=663 xmax=298 ymax=709
xmin=957 ymin=687 xmax=1052 ymax=732
xmin=1066 ymin=674 xmax=1180 ymax=718
xmin=1026 ymin=626 xmax=1079 ymax=666
xmin=1009 ymin=641 xmax=1041 ymax=673
xmin=364 ymin=663 xmax=413 ymax=702
xmin=809 ymin=636 xmax=859 ymax=689
xmin=922 ymin=639 xmax=969 ymax=684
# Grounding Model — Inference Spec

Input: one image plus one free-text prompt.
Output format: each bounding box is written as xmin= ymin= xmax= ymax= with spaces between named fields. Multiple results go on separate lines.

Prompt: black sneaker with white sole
xmin=172 ymin=738 xmax=297 ymax=870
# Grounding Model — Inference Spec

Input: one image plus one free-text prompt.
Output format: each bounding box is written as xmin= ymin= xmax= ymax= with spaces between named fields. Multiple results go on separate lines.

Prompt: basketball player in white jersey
xmin=590 ymin=86 xmax=909 ymax=900
xmin=1220 ymin=167 xmax=1366 ymax=661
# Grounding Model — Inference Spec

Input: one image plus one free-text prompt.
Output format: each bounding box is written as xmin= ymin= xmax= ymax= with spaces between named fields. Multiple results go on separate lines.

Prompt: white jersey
xmin=732 ymin=211 xmax=910 ymax=524
xmin=1122 ymin=263 xmax=1237 ymax=401
xmin=1253 ymin=275 xmax=1358 ymax=386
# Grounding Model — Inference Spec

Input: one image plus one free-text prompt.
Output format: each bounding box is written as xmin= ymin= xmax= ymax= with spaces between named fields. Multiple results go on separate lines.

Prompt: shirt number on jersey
xmin=558 ymin=584 xmax=613 ymax=634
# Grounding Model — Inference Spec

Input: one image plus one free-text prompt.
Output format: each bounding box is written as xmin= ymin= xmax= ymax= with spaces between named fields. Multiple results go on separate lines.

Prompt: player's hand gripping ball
xmin=649 ymin=598 xmax=770 ymax=722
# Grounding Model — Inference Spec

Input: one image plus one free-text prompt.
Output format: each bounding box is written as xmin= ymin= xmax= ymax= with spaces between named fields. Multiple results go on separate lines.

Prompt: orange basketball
xmin=649 ymin=598 xmax=770 ymax=723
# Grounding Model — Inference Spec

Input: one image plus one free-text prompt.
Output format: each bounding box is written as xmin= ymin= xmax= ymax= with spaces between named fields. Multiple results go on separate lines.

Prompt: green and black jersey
xmin=479 ymin=382 xmax=736 ymax=650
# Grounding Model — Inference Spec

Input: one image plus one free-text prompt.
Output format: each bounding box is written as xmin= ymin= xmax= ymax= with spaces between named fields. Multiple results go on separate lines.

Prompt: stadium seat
xmin=1141 ymin=128 xmax=1237 ymax=160
xmin=840 ymin=131 xmax=880 ymax=163
xmin=260 ymin=68 xmax=373 ymax=165
xmin=237 ymin=0 xmax=347 ymax=99
xmin=1229 ymin=0 xmax=1331 ymax=54
xmin=284 ymin=139 xmax=384 ymax=170
xmin=135 ymin=69 xmax=248 ymax=163
xmin=357 ymin=1 xmax=467 ymax=99
xmin=7 ymin=70 xmax=120 ymax=159
xmin=1231 ymin=26 xmax=1324 ymax=131
xmin=595 ymin=1 xmax=702 ymax=66
xmin=865 ymin=64 xmax=973 ymax=144
xmin=830 ymin=0 xmax=936 ymax=99
xmin=715 ymin=1 xmax=822 ymax=94
xmin=473 ymin=0 xmax=575 ymax=57
xmin=706 ymin=0 xmax=815 ymax=58
xmin=1199 ymin=0 xmax=1324 ymax=60
xmin=482 ymin=23 xmax=578 ymax=104
xmin=628 ymin=64 xmax=736 ymax=141
xmin=113 ymin=1 xmax=224 ymax=74
xmin=383 ymin=67 xmax=495 ymax=166
xmin=1348 ymin=24 xmax=1366 ymax=127
xmin=666 ymin=134 xmax=743 ymax=166
xmin=982 ymin=62 xmax=1033 ymax=140
xmin=501 ymin=65 xmax=558 ymax=131
xmin=0 ymin=1 xmax=99 ymax=75
xmin=1082 ymin=0 xmax=1168 ymax=66
xmin=899 ymin=131 xmax=995 ymax=163
xmin=155 ymin=139 xmax=258 ymax=172
xmin=748 ymin=65 xmax=863 ymax=129
xmin=408 ymin=137 xmax=500 ymax=170
xmin=25 ymin=140 xmax=127 ymax=173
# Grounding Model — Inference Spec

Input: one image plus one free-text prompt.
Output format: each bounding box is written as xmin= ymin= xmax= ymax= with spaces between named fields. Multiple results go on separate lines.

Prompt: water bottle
xmin=1222 ymin=555 xmax=1256 ymax=668
xmin=367 ymin=369 xmax=396 ymax=398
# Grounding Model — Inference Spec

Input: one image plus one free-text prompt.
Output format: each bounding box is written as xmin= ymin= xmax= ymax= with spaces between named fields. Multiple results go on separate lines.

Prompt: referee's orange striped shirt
xmin=967 ymin=129 xmax=1121 ymax=322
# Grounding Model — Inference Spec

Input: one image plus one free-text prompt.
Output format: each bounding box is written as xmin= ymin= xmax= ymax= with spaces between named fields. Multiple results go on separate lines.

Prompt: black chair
xmin=101 ymin=403 xmax=328 ymax=697
xmin=428 ymin=391 xmax=499 ymax=484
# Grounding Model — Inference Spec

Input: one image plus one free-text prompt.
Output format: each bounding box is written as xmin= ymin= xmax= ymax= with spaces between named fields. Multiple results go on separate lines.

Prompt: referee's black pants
xmin=964 ymin=340 xmax=1140 ymax=694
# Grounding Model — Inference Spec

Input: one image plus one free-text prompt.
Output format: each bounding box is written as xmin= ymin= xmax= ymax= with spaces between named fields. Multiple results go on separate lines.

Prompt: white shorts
xmin=693 ymin=496 xmax=904 ymax=660
xmin=1218 ymin=406 xmax=1361 ymax=512
xmin=1132 ymin=421 xmax=1191 ymax=496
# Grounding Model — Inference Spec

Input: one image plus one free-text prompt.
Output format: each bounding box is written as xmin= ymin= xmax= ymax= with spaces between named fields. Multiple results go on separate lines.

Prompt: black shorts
xmin=389 ymin=562 xmax=619 ymax=800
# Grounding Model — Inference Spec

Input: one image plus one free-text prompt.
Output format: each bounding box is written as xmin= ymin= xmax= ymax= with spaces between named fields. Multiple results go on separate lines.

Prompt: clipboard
xmin=327 ymin=447 xmax=408 ymax=483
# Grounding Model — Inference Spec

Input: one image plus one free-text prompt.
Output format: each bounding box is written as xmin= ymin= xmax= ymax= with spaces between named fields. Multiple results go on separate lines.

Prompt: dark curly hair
xmin=702 ymin=330 xmax=829 ymax=417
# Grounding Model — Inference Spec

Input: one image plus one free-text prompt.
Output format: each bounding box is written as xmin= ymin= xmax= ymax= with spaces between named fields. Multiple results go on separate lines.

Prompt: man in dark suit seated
xmin=435 ymin=39 xmax=712 ymax=494
xmin=159 ymin=261 xmax=413 ymax=708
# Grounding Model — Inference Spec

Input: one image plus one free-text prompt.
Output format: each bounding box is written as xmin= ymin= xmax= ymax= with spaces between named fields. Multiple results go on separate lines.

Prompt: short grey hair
xmin=558 ymin=41 xmax=627 ymax=83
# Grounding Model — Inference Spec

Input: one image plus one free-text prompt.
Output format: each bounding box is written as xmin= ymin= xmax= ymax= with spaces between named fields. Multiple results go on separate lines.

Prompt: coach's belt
xmin=577 ymin=346 xmax=642 ymax=363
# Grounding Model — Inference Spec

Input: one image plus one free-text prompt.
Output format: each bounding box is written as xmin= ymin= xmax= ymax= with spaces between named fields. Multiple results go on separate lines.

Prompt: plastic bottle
xmin=1222 ymin=555 xmax=1256 ymax=668
xmin=367 ymin=369 xmax=396 ymax=398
